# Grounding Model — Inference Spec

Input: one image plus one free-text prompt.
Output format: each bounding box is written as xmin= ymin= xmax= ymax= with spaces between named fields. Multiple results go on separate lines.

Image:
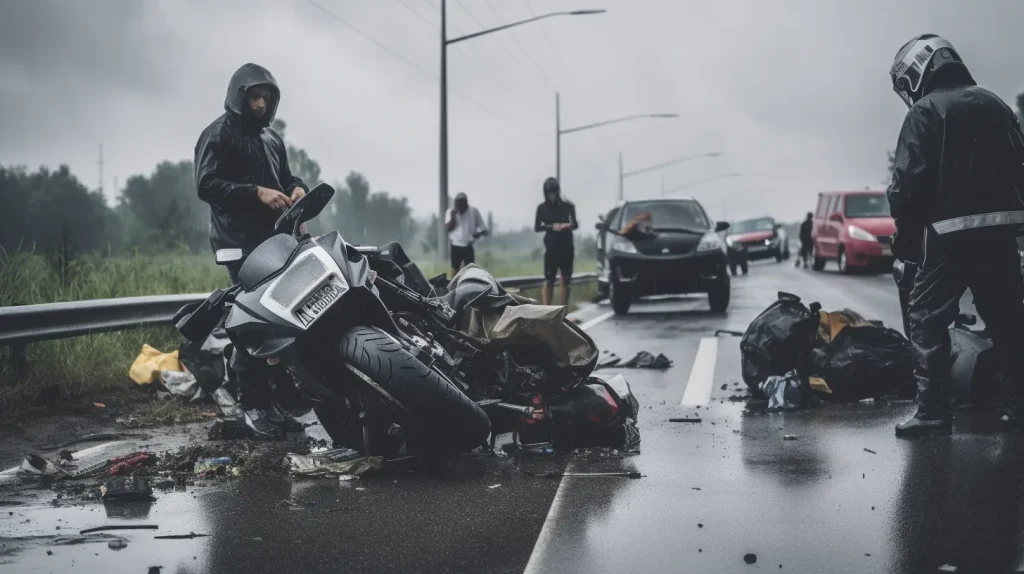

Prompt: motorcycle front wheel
xmin=327 ymin=325 xmax=491 ymax=454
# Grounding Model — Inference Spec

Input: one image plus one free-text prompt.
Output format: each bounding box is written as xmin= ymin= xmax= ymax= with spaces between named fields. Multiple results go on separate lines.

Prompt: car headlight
xmin=610 ymin=236 xmax=637 ymax=254
xmin=847 ymin=225 xmax=876 ymax=242
xmin=697 ymin=233 xmax=724 ymax=253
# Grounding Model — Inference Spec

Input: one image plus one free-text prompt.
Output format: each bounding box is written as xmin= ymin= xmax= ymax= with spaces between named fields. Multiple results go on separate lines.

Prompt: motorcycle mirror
xmin=275 ymin=183 xmax=336 ymax=234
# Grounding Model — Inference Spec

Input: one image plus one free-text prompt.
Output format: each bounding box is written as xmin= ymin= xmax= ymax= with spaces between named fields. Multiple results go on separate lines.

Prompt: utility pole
xmin=618 ymin=152 xmax=624 ymax=201
xmin=113 ymin=175 xmax=118 ymax=206
xmin=438 ymin=0 xmax=450 ymax=264
xmin=555 ymin=92 xmax=561 ymax=182
xmin=98 ymin=144 xmax=104 ymax=199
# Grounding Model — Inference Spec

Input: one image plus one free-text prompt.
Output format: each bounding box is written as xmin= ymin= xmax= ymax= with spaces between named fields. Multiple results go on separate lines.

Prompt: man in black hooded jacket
xmin=887 ymin=35 xmax=1024 ymax=436
xmin=195 ymin=63 xmax=308 ymax=437
xmin=535 ymin=177 xmax=578 ymax=306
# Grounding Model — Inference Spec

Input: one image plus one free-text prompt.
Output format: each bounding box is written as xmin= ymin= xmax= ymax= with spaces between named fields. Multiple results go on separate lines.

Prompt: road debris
xmin=100 ymin=474 xmax=153 ymax=502
xmin=19 ymin=453 xmax=69 ymax=479
xmin=108 ymin=452 xmax=156 ymax=476
xmin=860 ymin=398 xmax=876 ymax=405
xmin=744 ymin=553 xmax=757 ymax=564
xmin=698 ymin=523 xmax=704 ymax=528
xmin=154 ymin=533 xmax=210 ymax=540
xmin=863 ymin=448 xmax=877 ymax=455
xmin=669 ymin=418 xmax=702 ymax=423
xmin=108 ymin=539 xmax=128 ymax=550
xmin=938 ymin=565 xmax=957 ymax=573
xmin=597 ymin=350 xmax=673 ymax=370
xmin=81 ymin=525 xmax=159 ymax=535
xmin=783 ymin=434 xmax=799 ymax=441
xmin=40 ymin=433 xmax=124 ymax=451
xmin=563 ymin=471 xmax=643 ymax=479
xmin=285 ymin=451 xmax=382 ymax=478
xmin=761 ymin=371 xmax=804 ymax=412
xmin=488 ymin=484 xmax=502 ymax=489
xmin=691 ymin=487 xmax=702 ymax=491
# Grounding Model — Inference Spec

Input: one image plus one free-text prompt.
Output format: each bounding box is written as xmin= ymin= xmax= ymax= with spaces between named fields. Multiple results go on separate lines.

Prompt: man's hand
xmin=290 ymin=187 xmax=306 ymax=202
xmin=258 ymin=186 xmax=293 ymax=211
xmin=553 ymin=223 xmax=569 ymax=232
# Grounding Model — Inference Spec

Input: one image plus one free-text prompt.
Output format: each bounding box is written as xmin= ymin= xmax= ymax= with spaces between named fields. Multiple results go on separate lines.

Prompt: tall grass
xmin=0 ymin=248 xmax=597 ymax=408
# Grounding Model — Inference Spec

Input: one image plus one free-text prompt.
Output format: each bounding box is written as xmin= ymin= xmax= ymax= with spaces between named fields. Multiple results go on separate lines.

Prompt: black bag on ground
xmin=812 ymin=326 xmax=912 ymax=402
xmin=740 ymin=292 xmax=821 ymax=395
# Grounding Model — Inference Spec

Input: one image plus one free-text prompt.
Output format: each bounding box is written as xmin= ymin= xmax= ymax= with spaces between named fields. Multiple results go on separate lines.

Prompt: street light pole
xmin=438 ymin=0 xmax=449 ymax=264
xmin=553 ymin=93 xmax=566 ymax=183
xmin=438 ymin=3 xmax=605 ymax=264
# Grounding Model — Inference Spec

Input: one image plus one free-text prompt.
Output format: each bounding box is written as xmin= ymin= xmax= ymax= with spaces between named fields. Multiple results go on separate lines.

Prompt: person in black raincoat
xmin=194 ymin=63 xmax=309 ymax=437
xmin=534 ymin=177 xmax=578 ymax=306
xmin=887 ymin=35 xmax=1024 ymax=436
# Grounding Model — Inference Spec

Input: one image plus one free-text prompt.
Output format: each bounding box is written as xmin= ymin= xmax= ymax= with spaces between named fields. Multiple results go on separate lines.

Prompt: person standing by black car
xmin=886 ymin=35 xmax=1024 ymax=437
xmin=796 ymin=212 xmax=813 ymax=269
xmin=195 ymin=63 xmax=309 ymax=438
xmin=535 ymin=177 xmax=578 ymax=306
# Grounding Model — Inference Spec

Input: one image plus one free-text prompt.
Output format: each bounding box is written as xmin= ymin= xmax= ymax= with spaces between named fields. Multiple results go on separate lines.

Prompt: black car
xmin=595 ymin=198 xmax=731 ymax=315
xmin=725 ymin=216 xmax=788 ymax=275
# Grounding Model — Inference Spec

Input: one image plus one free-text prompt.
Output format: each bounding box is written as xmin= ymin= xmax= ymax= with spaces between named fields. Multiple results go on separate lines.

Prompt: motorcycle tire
xmin=335 ymin=326 xmax=491 ymax=454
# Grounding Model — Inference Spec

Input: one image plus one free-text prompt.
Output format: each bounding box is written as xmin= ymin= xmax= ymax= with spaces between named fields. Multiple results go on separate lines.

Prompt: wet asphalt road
xmin=4 ymin=260 xmax=1020 ymax=574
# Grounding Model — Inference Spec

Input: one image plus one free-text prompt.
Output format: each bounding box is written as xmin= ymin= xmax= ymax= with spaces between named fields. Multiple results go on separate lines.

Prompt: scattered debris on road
xmin=563 ymin=471 xmax=643 ymax=479
xmin=597 ymin=350 xmax=673 ymax=370
xmin=154 ymin=533 xmax=210 ymax=540
xmin=863 ymin=448 xmax=877 ymax=455
xmin=488 ymin=484 xmax=502 ymax=489
xmin=669 ymin=418 xmax=702 ymax=423
xmin=285 ymin=450 xmax=382 ymax=478
xmin=100 ymin=474 xmax=154 ymax=501
xmin=744 ymin=553 xmax=757 ymax=564
xmin=107 ymin=539 xmax=127 ymax=550
xmin=691 ymin=487 xmax=702 ymax=491
xmin=761 ymin=371 xmax=806 ymax=412
xmin=80 ymin=524 xmax=159 ymax=535
xmin=783 ymin=434 xmax=799 ymax=441
xmin=938 ymin=565 xmax=957 ymax=573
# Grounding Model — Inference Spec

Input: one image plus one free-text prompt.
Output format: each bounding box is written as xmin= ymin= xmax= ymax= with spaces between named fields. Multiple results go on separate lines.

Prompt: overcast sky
xmin=3 ymin=0 xmax=1024 ymax=230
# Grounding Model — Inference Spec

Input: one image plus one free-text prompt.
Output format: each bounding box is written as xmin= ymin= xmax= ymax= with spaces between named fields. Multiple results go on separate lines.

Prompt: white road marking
xmin=578 ymin=311 xmax=614 ymax=332
xmin=522 ymin=308 xmax=615 ymax=572
xmin=680 ymin=337 xmax=719 ymax=406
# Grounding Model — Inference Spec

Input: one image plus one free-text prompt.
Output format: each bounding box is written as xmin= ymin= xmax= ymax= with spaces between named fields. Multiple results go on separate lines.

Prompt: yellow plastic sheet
xmin=129 ymin=345 xmax=182 ymax=385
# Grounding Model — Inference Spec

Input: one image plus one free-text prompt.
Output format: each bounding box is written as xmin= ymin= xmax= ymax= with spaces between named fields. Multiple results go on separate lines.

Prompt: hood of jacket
xmin=543 ymin=177 xmax=561 ymax=204
xmin=224 ymin=63 xmax=280 ymax=129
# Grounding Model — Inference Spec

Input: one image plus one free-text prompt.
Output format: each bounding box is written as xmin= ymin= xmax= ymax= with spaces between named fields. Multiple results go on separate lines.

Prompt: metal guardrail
xmin=0 ymin=273 xmax=596 ymax=347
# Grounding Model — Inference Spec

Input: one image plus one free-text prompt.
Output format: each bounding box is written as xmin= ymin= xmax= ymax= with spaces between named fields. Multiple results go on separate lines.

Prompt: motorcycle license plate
xmin=295 ymin=279 xmax=344 ymax=327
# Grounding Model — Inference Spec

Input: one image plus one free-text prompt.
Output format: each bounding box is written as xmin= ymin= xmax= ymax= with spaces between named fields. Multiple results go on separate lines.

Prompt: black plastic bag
xmin=812 ymin=326 xmax=912 ymax=402
xmin=740 ymin=292 xmax=821 ymax=394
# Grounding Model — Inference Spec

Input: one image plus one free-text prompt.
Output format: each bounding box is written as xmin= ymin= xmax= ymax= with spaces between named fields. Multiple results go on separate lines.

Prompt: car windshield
xmin=619 ymin=201 xmax=708 ymax=231
xmin=730 ymin=218 xmax=775 ymax=234
xmin=845 ymin=194 xmax=890 ymax=218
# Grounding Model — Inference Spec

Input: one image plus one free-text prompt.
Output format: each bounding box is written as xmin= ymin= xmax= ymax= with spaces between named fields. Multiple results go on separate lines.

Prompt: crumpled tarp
xmin=809 ymin=324 xmax=913 ymax=402
xmin=597 ymin=351 xmax=673 ymax=370
xmin=129 ymin=345 xmax=182 ymax=385
xmin=462 ymin=304 xmax=598 ymax=369
xmin=284 ymin=451 xmax=383 ymax=478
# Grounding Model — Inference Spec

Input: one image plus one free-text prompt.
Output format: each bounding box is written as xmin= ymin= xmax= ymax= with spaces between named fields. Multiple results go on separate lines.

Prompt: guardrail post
xmin=4 ymin=343 xmax=27 ymax=385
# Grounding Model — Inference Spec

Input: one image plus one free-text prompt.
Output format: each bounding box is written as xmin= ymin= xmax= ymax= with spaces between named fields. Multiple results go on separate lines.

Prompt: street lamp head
xmin=569 ymin=9 xmax=607 ymax=16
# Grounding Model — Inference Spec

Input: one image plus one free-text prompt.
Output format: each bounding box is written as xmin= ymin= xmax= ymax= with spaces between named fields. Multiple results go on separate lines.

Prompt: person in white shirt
xmin=446 ymin=192 xmax=488 ymax=276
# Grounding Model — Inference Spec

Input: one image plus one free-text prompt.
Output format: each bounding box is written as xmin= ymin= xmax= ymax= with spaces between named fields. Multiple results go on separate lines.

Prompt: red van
xmin=811 ymin=191 xmax=895 ymax=273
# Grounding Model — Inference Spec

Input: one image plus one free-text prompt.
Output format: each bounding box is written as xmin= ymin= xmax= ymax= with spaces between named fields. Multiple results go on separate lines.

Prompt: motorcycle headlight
xmin=611 ymin=236 xmax=637 ymax=254
xmin=847 ymin=225 xmax=876 ymax=242
xmin=697 ymin=233 xmax=724 ymax=253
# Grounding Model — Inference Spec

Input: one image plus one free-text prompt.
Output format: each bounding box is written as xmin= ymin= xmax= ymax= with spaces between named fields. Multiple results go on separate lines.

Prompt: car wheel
xmin=838 ymin=247 xmax=851 ymax=274
xmin=610 ymin=277 xmax=631 ymax=315
xmin=709 ymin=275 xmax=731 ymax=313
xmin=812 ymin=245 xmax=826 ymax=271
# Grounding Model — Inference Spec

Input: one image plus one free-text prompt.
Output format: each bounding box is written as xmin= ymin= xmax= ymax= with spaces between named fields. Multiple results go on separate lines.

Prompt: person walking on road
xmin=194 ymin=63 xmax=309 ymax=438
xmin=797 ymin=212 xmax=813 ymax=268
xmin=535 ymin=177 xmax=578 ymax=306
xmin=447 ymin=192 xmax=488 ymax=277
xmin=887 ymin=34 xmax=1024 ymax=437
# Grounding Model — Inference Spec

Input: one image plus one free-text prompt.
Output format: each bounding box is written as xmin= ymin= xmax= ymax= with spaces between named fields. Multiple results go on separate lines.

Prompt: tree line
xmin=0 ymin=118 xmax=419 ymax=259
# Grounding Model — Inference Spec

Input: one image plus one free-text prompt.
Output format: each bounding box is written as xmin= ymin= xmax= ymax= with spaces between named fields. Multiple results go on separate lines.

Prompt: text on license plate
xmin=296 ymin=280 xmax=344 ymax=326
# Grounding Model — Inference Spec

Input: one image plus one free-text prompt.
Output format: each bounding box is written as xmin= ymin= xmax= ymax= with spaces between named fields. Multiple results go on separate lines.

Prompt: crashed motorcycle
xmin=361 ymin=245 xmax=640 ymax=451
xmin=175 ymin=183 xmax=490 ymax=456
